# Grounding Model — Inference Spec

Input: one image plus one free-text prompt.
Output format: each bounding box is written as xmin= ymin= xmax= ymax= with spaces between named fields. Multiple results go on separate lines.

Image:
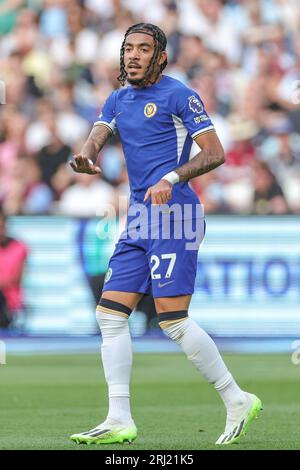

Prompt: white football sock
xmin=96 ymin=310 xmax=134 ymax=426
xmin=161 ymin=317 xmax=247 ymax=410
xmin=105 ymin=397 xmax=132 ymax=426
xmin=215 ymin=373 xmax=248 ymax=412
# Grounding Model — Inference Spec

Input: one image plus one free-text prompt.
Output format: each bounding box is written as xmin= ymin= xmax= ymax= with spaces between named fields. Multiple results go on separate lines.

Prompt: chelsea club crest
xmin=144 ymin=103 xmax=157 ymax=118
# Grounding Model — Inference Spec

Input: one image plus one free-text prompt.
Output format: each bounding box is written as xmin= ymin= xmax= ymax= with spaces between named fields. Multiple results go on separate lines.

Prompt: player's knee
xmin=158 ymin=310 xmax=189 ymax=341
xmin=96 ymin=298 xmax=132 ymax=335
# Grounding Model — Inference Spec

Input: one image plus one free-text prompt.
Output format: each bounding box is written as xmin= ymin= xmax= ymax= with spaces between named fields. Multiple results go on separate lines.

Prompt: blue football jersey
xmin=94 ymin=75 xmax=214 ymax=203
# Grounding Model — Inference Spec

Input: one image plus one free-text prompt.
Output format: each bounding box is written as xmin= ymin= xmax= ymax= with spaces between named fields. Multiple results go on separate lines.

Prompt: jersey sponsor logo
xmin=188 ymin=95 xmax=203 ymax=114
xmin=144 ymin=102 xmax=157 ymax=118
xmin=104 ymin=267 xmax=112 ymax=283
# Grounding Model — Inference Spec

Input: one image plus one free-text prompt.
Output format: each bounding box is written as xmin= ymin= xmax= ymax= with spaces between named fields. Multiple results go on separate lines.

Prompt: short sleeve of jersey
xmin=94 ymin=91 xmax=117 ymax=133
xmin=175 ymin=86 xmax=215 ymax=140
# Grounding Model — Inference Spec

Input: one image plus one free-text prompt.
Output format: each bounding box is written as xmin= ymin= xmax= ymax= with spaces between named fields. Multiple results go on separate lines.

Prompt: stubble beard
xmin=127 ymin=76 xmax=145 ymax=87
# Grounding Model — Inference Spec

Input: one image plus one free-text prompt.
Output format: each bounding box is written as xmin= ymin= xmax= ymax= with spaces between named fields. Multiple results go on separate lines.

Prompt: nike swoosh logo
xmin=158 ymin=280 xmax=175 ymax=288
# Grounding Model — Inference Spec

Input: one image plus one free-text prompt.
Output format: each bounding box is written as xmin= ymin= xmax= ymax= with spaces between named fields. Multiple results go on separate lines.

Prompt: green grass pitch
xmin=0 ymin=352 xmax=299 ymax=450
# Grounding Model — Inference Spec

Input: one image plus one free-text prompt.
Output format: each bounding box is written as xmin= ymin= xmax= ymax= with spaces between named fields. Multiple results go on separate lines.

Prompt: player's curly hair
xmin=117 ymin=23 xmax=168 ymax=88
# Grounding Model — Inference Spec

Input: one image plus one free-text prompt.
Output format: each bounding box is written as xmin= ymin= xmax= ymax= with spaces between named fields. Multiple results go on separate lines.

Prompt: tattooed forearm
xmin=80 ymin=124 xmax=112 ymax=161
xmin=175 ymin=147 xmax=225 ymax=182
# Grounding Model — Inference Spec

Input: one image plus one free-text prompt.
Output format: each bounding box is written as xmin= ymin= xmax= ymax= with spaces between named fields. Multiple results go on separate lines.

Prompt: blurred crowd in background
xmin=1 ymin=0 xmax=300 ymax=217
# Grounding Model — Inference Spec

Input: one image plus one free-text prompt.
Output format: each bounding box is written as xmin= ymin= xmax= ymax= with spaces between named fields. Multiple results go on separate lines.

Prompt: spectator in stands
xmin=56 ymin=172 xmax=117 ymax=217
xmin=250 ymin=160 xmax=289 ymax=214
xmin=0 ymin=107 xmax=27 ymax=206
xmin=35 ymin=110 xmax=72 ymax=189
xmin=259 ymin=112 xmax=300 ymax=213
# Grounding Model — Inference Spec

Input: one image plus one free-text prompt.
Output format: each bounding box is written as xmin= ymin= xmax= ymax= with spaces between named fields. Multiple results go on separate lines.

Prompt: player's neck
xmin=152 ymin=74 xmax=163 ymax=85
xmin=146 ymin=73 xmax=163 ymax=87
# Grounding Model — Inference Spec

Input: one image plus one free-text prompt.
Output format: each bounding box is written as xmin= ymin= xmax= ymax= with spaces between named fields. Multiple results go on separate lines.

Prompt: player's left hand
xmin=144 ymin=179 xmax=173 ymax=205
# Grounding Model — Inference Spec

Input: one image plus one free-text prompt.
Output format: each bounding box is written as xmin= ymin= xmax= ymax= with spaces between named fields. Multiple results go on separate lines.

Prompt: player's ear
xmin=159 ymin=51 xmax=167 ymax=66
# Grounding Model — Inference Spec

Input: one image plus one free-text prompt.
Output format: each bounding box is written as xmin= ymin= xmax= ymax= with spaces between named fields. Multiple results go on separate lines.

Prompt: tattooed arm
xmin=144 ymin=130 xmax=225 ymax=205
xmin=70 ymin=124 xmax=112 ymax=174
xmin=175 ymin=130 xmax=225 ymax=182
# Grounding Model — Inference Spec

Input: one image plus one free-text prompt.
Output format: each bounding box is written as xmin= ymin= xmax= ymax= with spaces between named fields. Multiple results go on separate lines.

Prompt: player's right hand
xmin=144 ymin=179 xmax=173 ymax=205
xmin=70 ymin=155 xmax=101 ymax=175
